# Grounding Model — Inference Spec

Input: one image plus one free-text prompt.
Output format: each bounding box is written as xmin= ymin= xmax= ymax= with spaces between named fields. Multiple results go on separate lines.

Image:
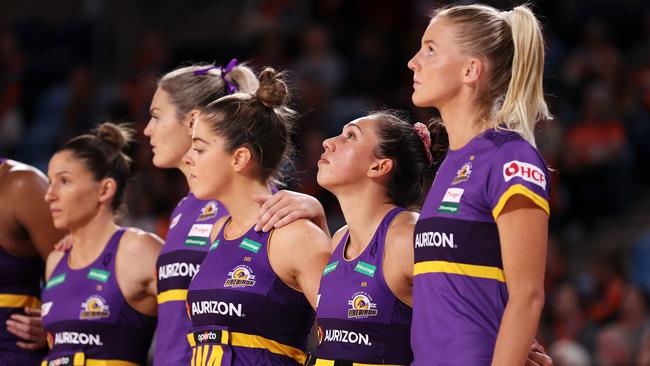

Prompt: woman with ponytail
xmin=408 ymin=4 xmax=551 ymax=365
xmin=41 ymin=123 xmax=161 ymax=365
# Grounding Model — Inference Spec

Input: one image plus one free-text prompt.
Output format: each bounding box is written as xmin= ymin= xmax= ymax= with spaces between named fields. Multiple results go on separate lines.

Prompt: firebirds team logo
xmin=197 ymin=202 xmax=219 ymax=221
xmin=79 ymin=295 xmax=110 ymax=320
xmin=451 ymin=162 xmax=472 ymax=185
xmin=224 ymin=265 xmax=256 ymax=288
xmin=347 ymin=292 xmax=378 ymax=319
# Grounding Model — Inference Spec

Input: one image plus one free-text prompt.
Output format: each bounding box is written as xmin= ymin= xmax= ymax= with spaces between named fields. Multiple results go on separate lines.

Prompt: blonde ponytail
xmin=494 ymin=5 xmax=551 ymax=146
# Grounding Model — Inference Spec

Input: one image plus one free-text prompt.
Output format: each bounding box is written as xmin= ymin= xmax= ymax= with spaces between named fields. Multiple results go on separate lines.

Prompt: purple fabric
xmin=155 ymin=193 xmax=228 ymax=366
xmin=411 ymin=129 xmax=550 ymax=364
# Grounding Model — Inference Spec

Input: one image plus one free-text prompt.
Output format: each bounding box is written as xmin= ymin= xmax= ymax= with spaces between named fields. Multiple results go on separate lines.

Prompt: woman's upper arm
xmin=496 ymin=195 xmax=548 ymax=295
xmin=272 ymin=220 xmax=331 ymax=309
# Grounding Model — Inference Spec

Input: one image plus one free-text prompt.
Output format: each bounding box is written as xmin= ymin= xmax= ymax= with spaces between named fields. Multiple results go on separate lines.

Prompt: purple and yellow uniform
xmin=0 ymin=157 xmax=45 ymax=365
xmin=41 ymin=229 xmax=156 ymax=366
xmin=0 ymin=249 xmax=44 ymax=365
xmin=411 ymin=129 xmax=550 ymax=365
xmin=315 ymin=207 xmax=412 ymax=366
xmin=186 ymin=220 xmax=314 ymax=366
xmin=155 ymin=193 xmax=227 ymax=365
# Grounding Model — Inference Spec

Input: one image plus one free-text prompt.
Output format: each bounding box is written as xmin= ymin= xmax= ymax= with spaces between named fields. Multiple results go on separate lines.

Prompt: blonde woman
xmin=408 ymin=4 xmax=551 ymax=365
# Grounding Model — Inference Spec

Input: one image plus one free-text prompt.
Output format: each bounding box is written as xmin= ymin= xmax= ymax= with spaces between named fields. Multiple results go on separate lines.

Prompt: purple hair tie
xmin=191 ymin=58 xmax=239 ymax=95
xmin=220 ymin=58 xmax=239 ymax=94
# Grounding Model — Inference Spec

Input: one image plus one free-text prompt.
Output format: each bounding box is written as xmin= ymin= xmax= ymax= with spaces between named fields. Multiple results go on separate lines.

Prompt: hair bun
xmin=255 ymin=68 xmax=288 ymax=109
xmin=94 ymin=122 xmax=134 ymax=151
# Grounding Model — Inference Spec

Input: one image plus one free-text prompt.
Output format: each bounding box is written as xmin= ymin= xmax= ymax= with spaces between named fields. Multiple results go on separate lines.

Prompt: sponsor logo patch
xmin=41 ymin=302 xmax=53 ymax=317
xmin=46 ymin=273 xmax=66 ymax=290
xmin=503 ymin=160 xmax=546 ymax=190
xmin=438 ymin=187 xmax=464 ymax=214
xmin=224 ymin=265 xmax=256 ymax=288
xmin=197 ymin=202 xmax=219 ymax=221
xmin=53 ymin=331 xmax=103 ymax=346
xmin=87 ymin=268 xmax=110 ymax=283
xmin=239 ymin=238 xmax=262 ymax=253
xmin=354 ymin=261 xmax=377 ymax=278
xmin=185 ymin=223 xmax=213 ymax=247
xmin=323 ymin=328 xmax=372 ymax=346
xmin=451 ymin=163 xmax=472 ymax=185
xmin=194 ymin=330 xmax=222 ymax=344
xmin=323 ymin=261 xmax=338 ymax=276
xmin=79 ymin=295 xmax=110 ymax=320
xmin=191 ymin=300 xmax=244 ymax=317
xmin=415 ymin=231 xmax=457 ymax=249
xmin=347 ymin=292 xmax=378 ymax=319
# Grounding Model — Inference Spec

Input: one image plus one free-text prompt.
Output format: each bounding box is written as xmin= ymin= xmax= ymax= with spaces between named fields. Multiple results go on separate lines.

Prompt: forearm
xmin=491 ymin=292 xmax=544 ymax=365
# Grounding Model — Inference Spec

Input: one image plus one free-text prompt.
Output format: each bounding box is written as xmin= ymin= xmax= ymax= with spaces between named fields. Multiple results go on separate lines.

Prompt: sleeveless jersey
xmin=42 ymin=229 xmax=156 ymax=366
xmin=315 ymin=207 xmax=412 ymax=366
xmin=411 ymin=129 xmax=550 ymax=365
xmin=155 ymin=193 xmax=227 ymax=366
xmin=187 ymin=220 xmax=314 ymax=366
xmin=0 ymin=157 xmax=46 ymax=365
xmin=0 ymin=247 xmax=45 ymax=365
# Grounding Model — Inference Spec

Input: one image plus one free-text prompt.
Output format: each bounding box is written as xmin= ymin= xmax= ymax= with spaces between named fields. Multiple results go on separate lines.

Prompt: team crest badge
xmin=79 ymin=295 xmax=110 ymax=320
xmin=197 ymin=202 xmax=219 ymax=221
xmin=224 ymin=265 xmax=256 ymax=288
xmin=451 ymin=162 xmax=472 ymax=185
xmin=347 ymin=292 xmax=378 ymax=319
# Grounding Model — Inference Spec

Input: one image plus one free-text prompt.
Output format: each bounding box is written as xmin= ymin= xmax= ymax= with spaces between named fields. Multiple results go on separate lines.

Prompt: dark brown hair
xmin=59 ymin=122 xmax=134 ymax=211
xmin=201 ymin=67 xmax=295 ymax=182
xmin=370 ymin=110 xmax=447 ymax=209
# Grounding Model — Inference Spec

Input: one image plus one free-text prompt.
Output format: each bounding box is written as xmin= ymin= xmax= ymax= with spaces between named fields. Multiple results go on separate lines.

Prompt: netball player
xmin=183 ymin=68 xmax=330 ymax=365
xmin=0 ymin=158 xmax=65 ymax=364
xmin=145 ymin=59 xmax=327 ymax=365
xmin=42 ymin=123 xmax=161 ymax=365
xmin=408 ymin=4 xmax=551 ymax=364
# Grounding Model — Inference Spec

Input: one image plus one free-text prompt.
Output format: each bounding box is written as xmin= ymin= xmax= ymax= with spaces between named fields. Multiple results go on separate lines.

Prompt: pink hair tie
xmin=414 ymin=122 xmax=433 ymax=165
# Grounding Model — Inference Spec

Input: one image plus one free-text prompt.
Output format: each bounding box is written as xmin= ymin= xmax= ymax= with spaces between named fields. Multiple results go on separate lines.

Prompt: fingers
xmin=526 ymin=351 xmax=552 ymax=366
xmin=270 ymin=211 xmax=302 ymax=230
xmin=24 ymin=307 xmax=41 ymax=317
xmin=255 ymin=193 xmax=291 ymax=231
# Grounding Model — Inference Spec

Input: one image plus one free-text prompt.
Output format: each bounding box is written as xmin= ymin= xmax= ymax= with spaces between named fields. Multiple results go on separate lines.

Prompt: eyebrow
xmin=192 ymin=137 xmax=209 ymax=144
xmin=55 ymin=171 xmax=70 ymax=176
xmin=344 ymin=122 xmax=363 ymax=134
xmin=424 ymin=40 xmax=437 ymax=47
xmin=149 ymin=107 xmax=160 ymax=114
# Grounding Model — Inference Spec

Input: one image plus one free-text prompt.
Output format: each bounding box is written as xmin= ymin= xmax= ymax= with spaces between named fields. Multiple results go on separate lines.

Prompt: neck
xmin=439 ymin=95 xmax=486 ymax=150
xmin=217 ymin=177 xmax=271 ymax=238
xmin=333 ymin=183 xmax=395 ymax=258
xmin=176 ymin=163 xmax=192 ymax=191
xmin=68 ymin=208 xmax=118 ymax=267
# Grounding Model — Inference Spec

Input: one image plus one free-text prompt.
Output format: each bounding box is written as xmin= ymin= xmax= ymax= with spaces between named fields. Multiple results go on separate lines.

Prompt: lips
xmin=318 ymin=154 xmax=329 ymax=164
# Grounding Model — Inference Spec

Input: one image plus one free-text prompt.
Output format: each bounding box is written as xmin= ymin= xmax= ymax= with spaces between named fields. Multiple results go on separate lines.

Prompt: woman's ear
xmin=231 ymin=146 xmax=253 ymax=172
xmin=367 ymin=158 xmax=393 ymax=179
xmin=461 ymin=57 xmax=484 ymax=85
xmin=98 ymin=177 xmax=117 ymax=205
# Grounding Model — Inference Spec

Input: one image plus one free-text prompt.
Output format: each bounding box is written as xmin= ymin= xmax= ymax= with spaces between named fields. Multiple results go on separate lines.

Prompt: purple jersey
xmin=315 ymin=207 xmax=412 ymax=365
xmin=0 ymin=157 xmax=46 ymax=365
xmin=0 ymin=247 xmax=44 ymax=365
xmin=155 ymin=193 xmax=227 ymax=366
xmin=411 ymin=129 xmax=550 ymax=365
xmin=41 ymin=229 xmax=156 ymax=365
xmin=187 ymin=221 xmax=314 ymax=366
